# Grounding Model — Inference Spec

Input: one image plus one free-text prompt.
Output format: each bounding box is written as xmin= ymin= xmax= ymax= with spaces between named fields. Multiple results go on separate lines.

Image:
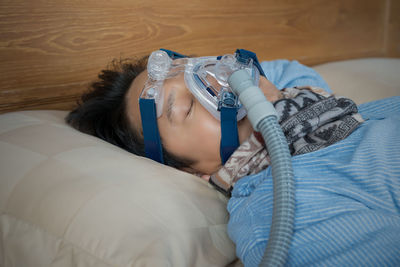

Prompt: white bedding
xmin=0 ymin=58 xmax=399 ymax=267
xmin=0 ymin=111 xmax=236 ymax=266
xmin=314 ymin=58 xmax=400 ymax=104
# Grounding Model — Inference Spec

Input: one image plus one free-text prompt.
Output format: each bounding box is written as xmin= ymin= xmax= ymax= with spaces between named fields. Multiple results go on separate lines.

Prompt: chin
xmin=237 ymin=116 xmax=253 ymax=144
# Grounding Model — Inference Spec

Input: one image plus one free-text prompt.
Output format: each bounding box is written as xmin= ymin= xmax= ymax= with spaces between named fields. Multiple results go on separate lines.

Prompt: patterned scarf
xmin=209 ymin=86 xmax=364 ymax=196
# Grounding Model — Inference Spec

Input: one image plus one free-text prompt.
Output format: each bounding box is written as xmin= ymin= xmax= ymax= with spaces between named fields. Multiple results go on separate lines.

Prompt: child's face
xmin=126 ymin=70 xmax=280 ymax=175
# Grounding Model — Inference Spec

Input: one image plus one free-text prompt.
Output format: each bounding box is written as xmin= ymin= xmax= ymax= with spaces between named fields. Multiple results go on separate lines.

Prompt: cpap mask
xmin=139 ymin=48 xmax=266 ymax=164
xmin=140 ymin=49 xmax=295 ymax=266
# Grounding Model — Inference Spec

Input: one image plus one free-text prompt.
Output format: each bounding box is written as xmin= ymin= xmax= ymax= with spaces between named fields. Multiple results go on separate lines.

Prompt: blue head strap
xmin=219 ymin=49 xmax=266 ymax=163
xmin=139 ymin=48 xmax=266 ymax=165
xmin=139 ymin=98 xmax=164 ymax=163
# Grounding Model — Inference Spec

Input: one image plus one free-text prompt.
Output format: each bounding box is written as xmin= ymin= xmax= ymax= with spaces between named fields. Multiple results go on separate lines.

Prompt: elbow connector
xmin=228 ymin=69 xmax=278 ymax=131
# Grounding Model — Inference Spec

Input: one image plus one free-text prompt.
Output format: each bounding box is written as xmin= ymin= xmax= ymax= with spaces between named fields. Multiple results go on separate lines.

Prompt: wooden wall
xmin=0 ymin=0 xmax=399 ymax=113
xmin=386 ymin=0 xmax=400 ymax=57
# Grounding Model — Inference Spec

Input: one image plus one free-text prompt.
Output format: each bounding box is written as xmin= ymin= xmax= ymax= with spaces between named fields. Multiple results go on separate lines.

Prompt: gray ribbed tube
xmin=258 ymin=116 xmax=295 ymax=266
xmin=228 ymin=69 xmax=295 ymax=267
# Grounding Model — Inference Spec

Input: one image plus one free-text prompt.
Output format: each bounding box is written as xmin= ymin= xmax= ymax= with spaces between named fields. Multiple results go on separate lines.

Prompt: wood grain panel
xmin=0 ymin=0 xmax=393 ymax=113
xmin=385 ymin=0 xmax=400 ymax=57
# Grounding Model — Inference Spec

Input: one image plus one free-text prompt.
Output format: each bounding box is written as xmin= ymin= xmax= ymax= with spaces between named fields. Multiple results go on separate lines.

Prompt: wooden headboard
xmin=0 ymin=0 xmax=399 ymax=113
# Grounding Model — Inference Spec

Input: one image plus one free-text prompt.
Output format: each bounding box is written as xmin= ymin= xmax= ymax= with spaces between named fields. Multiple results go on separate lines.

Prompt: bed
xmin=1 ymin=0 xmax=399 ymax=266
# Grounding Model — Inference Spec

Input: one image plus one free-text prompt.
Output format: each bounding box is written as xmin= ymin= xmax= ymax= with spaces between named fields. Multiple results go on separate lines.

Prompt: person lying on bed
xmin=66 ymin=50 xmax=400 ymax=266
xmin=66 ymin=50 xmax=332 ymax=179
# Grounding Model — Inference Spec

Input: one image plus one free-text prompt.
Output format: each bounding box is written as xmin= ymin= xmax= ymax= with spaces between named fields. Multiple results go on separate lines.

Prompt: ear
xmin=181 ymin=167 xmax=210 ymax=181
xmin=259 ymin=76 xmax=282 ymax=102
xmin=200 ymin=174 xmax=211 ymax=182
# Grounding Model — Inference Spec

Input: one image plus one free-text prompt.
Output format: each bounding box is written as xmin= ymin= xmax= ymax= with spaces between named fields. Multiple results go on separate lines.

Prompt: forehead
xmin=125 ymin=70 xmax=148 ymax=135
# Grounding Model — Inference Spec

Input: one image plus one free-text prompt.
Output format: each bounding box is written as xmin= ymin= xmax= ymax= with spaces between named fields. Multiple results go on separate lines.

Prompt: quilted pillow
xmin=0 ymin=110 xmax=236 ymax=267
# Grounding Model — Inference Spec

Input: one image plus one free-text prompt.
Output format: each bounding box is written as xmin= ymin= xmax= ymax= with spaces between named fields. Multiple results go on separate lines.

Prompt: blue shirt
xmin=228 ymin=96 xmax=400 ymax=266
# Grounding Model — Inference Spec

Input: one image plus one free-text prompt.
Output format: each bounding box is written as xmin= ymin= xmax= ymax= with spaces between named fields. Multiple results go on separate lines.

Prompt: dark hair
xmin=66 ymin=57 xmax=193 ymax=169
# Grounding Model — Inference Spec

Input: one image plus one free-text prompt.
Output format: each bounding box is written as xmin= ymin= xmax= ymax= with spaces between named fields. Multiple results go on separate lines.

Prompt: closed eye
xmin=187 ymin=98 xmax=194 ymax=118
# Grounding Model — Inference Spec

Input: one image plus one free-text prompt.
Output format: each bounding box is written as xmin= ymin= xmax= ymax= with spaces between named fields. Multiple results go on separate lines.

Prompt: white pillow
xmin=314 ymin=58 xmax=400 ymax=104
xmin=0 ymin=110 xmax=236 ymax=267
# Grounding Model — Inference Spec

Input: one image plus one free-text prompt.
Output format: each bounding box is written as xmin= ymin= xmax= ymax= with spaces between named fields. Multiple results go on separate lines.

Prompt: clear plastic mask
xmin=140 ymin=50 xmax=260 ymax=120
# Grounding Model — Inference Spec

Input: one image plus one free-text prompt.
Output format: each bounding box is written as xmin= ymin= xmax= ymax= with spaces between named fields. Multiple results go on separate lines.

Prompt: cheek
xmin=194 ymin=101 xmax=221 ymax=132
xmin=179 ymin=108 xmax=221 ymax=156
xmin=158 ymin=105 xmax=221 ymax=160
xmin=195 ymin=109 xmax=221 ymax=137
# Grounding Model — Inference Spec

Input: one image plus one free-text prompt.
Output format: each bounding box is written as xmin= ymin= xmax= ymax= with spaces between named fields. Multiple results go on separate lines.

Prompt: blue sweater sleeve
xmin=260 ymin=59 xmax=331 ymax=93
